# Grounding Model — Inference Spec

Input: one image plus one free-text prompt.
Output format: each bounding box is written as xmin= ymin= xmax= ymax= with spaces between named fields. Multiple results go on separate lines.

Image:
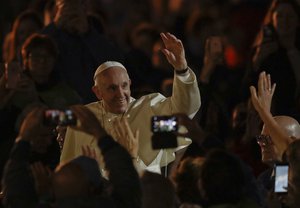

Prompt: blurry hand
xmin=160 ymin=32 xmax=187 ymax=71
xmin=69 ymin=105 xmax=107 ymax=139
xmin=174 ymin=113 xmax=206 ymax=145
xmin=113 ymin=117 xmax=139 ymax=158
xmin=204 ymin=36 xmax=224 ymax=65
xmin=56 ymin=125 xmax=67 ymax=150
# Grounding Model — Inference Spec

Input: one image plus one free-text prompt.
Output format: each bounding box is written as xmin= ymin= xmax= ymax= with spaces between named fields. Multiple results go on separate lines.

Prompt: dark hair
xmin=201 ymin=149 xmax=246 ymax=205
xmin=253 ymin=0 xmax=300 ymax=47
xmin=7 ymin=10 xmax=43 ymax=62
xmin=21 ymin=33 xmax=59 ymax=60
xmin=172 ymin=157 xmax=204 ymax=204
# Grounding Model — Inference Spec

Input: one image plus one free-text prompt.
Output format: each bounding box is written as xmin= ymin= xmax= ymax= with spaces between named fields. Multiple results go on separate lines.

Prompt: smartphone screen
xmin=151 ymin=116 xmax=178 ymax=133
xmin=274 ymin=163 xmax=289 ymax=193
xmin=44 ymin=109 xmax=77 ymax=126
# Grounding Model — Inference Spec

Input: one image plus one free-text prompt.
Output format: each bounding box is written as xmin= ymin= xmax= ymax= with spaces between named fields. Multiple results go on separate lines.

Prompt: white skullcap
xmin=93 ymin=61 xmax=127 ymax=80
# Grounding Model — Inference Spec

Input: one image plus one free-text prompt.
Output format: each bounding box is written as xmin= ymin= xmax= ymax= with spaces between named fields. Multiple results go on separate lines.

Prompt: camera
xmin=44 ymin=109 xmax=77 ymax=126
xmin=151 ymin=116 xmax=178 ymax=149
xmin=274 ymin=163 xmax=289 ymax=193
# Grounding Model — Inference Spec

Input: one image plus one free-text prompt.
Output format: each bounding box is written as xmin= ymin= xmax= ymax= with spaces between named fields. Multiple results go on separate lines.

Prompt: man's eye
xmin=108 ymin=86 xmax=116 ymax=91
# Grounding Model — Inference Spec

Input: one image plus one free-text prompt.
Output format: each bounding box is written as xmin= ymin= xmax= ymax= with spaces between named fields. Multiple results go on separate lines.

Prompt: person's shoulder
xmin=85 ymin=101 xmax=99 ymax=109
xmin=138 ymin=92 xmax=165 ymax=100
xmin=133 ymin=93 xmax=166 ymax=105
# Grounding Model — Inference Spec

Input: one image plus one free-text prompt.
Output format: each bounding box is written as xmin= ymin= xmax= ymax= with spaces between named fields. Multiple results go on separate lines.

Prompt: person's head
xmin=7 ymin=10 xmax=43 ymax=62
xmin=21 ymin=33 xmax=58 ymax=84
xmin=92 ymin=61 xmax=131 ymax=114
xmin=130 ymin=22 xmax=160 ymax=57
xmin=54 ymin=0 xmax=89 ymax=34
xmin=19 ymin=106 xmax=54 ymax=154
xmin=141 ymin=171 xmax=177 ymax=208
xmin=258 ymin=116 xmax=300 ymax=165
xmin=52 ymin=162 xmax=90 ymax=199
xmin=271 ymin=0 xmax=300 ymax=37
xmin=53 ymin=155 xmax=105 ymax=199
xmin=172 ymin=157 xmax=205 ymax=204
xmin=199 ymin=149 xmax=246 ymax=206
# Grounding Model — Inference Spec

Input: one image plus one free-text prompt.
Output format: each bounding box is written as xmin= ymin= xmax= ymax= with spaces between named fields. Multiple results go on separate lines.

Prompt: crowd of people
xmin=1 ymin=0 xmax=300 ymax=207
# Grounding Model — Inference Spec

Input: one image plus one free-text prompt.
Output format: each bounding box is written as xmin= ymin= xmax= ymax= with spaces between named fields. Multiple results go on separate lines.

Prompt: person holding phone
xmin=250 ymin=71 xmax=300 ymax=207
xmin=60 ymin=32 xmax=201 ymax=175
xmin=198 ymin=35 xmax=244 ymax=143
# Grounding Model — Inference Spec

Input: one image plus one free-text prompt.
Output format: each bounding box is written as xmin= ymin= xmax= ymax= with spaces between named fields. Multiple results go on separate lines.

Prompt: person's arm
xmin=250 ymin=71 xmax=291 ymax=156
xmin=199 ymin=36 xmax=224 ymax=84
xmin=69 ymin=105 xmax=141 ymax=208
xmin=153 ymin=32 xmax=201 ymax=117
xmin=174 ymin=113 xmax=223 ymax=150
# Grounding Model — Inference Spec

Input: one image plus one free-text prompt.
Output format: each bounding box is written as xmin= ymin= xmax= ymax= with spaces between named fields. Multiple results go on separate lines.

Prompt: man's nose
xmin=116 ymin=87 xmax=125 ymax=97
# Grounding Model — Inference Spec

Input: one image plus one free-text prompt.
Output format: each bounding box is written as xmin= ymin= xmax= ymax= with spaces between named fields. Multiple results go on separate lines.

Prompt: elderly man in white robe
xmin=60 ymin=32 xmax=201 ymax=175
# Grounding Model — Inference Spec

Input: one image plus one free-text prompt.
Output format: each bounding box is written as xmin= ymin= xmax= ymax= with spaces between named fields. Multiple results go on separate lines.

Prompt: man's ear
xmin=92 ymin=86 xmax=102 ymax=100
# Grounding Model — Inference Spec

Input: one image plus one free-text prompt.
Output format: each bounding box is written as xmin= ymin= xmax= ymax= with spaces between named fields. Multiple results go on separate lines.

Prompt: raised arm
xmin=160 ymin=32 xmax=187 ymax=72
xmin=250 ymin=71 xmax=292 ymax=156
xmin=150 ymin=32 xmax=200 ymax=116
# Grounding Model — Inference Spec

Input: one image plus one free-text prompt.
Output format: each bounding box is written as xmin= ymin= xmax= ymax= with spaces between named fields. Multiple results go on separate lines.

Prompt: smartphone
xmin=274 ymin=163 xmax=289 ymax=194
xmin=44 ymin=109 xmax=77 ymax=126
xmin=151 ymin=116 xmax=178 ymax=149
xmin=5 ymin=62 xmax=21 ymax=89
